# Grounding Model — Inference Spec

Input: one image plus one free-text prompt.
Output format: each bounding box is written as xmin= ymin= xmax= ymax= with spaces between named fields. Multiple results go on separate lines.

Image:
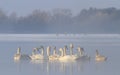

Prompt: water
xmin=0 ymin=34 xmax=120 ymax=75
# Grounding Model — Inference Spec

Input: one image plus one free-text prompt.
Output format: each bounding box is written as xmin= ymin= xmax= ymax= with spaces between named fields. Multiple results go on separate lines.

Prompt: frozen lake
xmin=0 ymin=34 xmax=120 ymax=75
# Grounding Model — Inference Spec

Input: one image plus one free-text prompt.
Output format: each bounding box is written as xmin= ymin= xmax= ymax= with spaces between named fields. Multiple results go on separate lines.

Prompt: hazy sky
xmin=0 ymin=0 xmax=120 ymax=16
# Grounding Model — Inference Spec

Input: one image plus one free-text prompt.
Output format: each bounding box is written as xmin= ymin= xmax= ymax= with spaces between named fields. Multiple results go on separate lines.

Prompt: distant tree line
xmin=0 ymin=7 xmax=120 ymax=33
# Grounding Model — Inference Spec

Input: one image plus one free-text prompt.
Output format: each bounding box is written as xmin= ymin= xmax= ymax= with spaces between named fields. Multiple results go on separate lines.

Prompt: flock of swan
xmin=14 ymin=43 xmax=107 ymax=62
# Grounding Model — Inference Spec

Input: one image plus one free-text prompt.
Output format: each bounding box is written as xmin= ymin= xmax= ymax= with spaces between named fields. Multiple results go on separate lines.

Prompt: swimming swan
xmin=14 ymin=47 xmax=21 ymax=60
xmin=47 ymin=46 xmax=59 ymax=60
xmin=77 ymin=47 xmax=90 ymax=60
xmin=69 ymin=44 xmax=80 ymax=60
xmin=95 ymin=50 xmax=107 ymax=62
xmin=14 ymin=47 xmax=30 ymax=61
xmin=30 ymin=46 xmax=44 ymax=60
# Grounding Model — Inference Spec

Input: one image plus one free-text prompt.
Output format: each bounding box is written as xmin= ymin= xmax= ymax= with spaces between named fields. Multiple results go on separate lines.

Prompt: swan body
xmin=30 ymin=54 xmax=44 ymax=60
xmin=49 ymin=55 xmax=59 ymax=60
xmin=58 ymin=48 xmax=76 ymax=62
xmin=59 ymin=55 xmax=73 ymax=61
xmin=95 ymin=50 xmax=107 ymax=62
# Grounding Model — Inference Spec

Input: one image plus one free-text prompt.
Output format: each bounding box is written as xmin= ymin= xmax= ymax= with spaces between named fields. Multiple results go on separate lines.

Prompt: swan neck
xmin=70 ymin=47 xmax=73 ymax=55
xmin=78 ymin=47 xmax=83 ymax=56
xmin=61 ymin=50 xmax=64 ymax=56
xmin=63 ymin=48 xmax=66 ymax=56
xmin=17 ymin=47 xmax=21 ymax=54
xmin=47 ymin=47 xmax=50 ymax=56
xmin=53 ymin=49 xmax=56 ymax=55
xmin=41 ymin=49 xmax=44 ymax=56
xmin=80 ymin=50 xmax=82 ymax=56
xmin=96 ymin=50 xmax=99 ymax=56
xmin=60 ymin=48 xmax=64 ymax=56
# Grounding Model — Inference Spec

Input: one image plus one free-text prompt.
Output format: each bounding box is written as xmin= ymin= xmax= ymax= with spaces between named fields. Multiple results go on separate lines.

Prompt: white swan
xmin=77 ymin=47 xmax=90 ymax=60
xmin=63 ymin=45 xmax=67 ymax=56
xmin=14 ymin=47 xmax=30 ymax=61
xmin=14 ymin=47 xmax=21 ymax=60
xmin=95 ymin=50 xmax=107 ymax=62
xmin=47 ymin=46 xmax=59 ymax=61
xmin=69 ymin=44 xmax=80 ymax=60
xmin=77 ymin=47 xmax=88 ymax=57
xmin=30 ymin=46 xmax=44 ymax=60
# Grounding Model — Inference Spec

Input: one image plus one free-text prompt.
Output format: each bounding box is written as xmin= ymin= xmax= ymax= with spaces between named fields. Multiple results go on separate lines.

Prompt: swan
xmin=77 ymin=47 xmax=90 ymax=60
xmin=52 ymin=46 xmax=59 ymax=57
xmin=95 ymin=50 xmax=107 ymax=62
xmin=14 ymin=47 xmax=30 ymax=61
xmin=14 ymin=47 xmax=21 ymax=60
xmin=63 ymin=45 xmax=67 ymax=56
xmin=58 ymin=47 xmax=77 ymax=62
xmin=77 ymin=47 xmax=88 ymax=56
xmin=47 ymin=46 xmax=59 ymax=60
xmin=69 ymin=44 xmax=89 ymax=60
xmin=69 ymin=44 xmax=80 ymax=60
xmin=30 ymin=46 xmax=44 ymax=60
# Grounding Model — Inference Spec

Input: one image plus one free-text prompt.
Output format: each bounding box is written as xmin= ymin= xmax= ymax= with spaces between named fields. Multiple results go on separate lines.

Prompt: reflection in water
xmin=28 ymin=59 xmax=90 ymax=75
xmin=95 ymin=60 xmax=107 ymax=71
xmin=14 ymin=54 xmax=110 ymax=75
xmin=14 ymin=59 xmax=20 ymax=63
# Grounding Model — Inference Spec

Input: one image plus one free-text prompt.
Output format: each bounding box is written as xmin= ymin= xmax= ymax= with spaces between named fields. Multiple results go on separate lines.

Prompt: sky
xmin=0 ymin=0 xmax=120 ymax=16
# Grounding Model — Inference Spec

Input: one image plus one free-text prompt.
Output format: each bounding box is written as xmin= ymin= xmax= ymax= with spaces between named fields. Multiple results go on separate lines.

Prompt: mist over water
xmin=0 ymin=34 xmax=120 ymax=75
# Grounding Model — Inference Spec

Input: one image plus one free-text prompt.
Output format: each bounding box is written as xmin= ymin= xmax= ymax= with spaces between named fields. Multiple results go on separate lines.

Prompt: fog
xmin=0 ymin=7 xmax=120 ymax=34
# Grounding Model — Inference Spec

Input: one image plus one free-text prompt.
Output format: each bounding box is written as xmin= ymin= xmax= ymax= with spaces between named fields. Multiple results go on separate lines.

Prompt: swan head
xmin=32 ymin=48 xmax=37 ymax=54
xmin=64 ymin=45 xmax=68 ymax=50
xmin=32 ymin=47 xmax=40 ymax=54
xmin=17 ymin=47 xmax=21 ymax=50
xmin=54 ymin=46 xmax=56 ymax=50
xmin=81 ymin=48 xmax=84 ymax=52
xmin=40 ymin=46 xmax=44 ymax=50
